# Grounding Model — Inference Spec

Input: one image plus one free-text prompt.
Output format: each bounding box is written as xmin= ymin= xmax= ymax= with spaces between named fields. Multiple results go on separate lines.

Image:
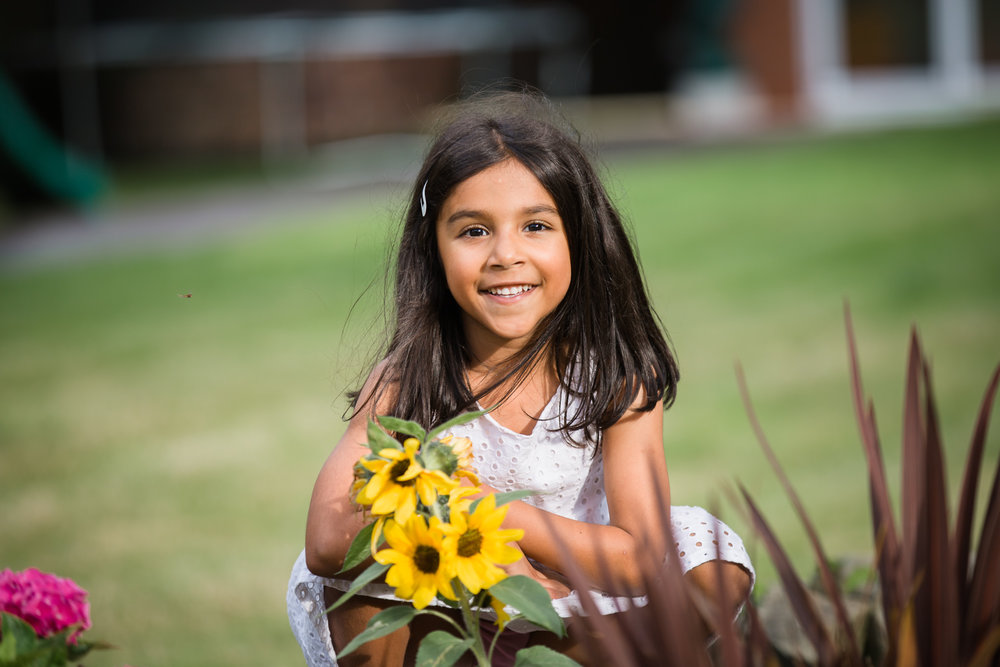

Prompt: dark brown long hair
xmin=353 ymin=90 xmax=678 ymax=450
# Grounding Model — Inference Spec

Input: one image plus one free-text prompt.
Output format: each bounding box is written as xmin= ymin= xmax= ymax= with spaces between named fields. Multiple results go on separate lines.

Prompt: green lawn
xmin=2 ymin=115 xmax=999 ymax=666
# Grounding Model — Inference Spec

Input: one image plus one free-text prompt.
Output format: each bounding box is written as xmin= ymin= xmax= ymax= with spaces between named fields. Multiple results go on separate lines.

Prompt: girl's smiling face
xmin=436 ymin=158 xmax=572 ymax=359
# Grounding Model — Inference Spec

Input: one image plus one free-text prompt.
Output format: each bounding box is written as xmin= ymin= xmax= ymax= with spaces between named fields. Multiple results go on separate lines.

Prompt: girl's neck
xmin=464 ymin=340 xmax=548 ymax=393
xmin=463 ymin=337 xmax=530 ymax=374
xmin=467 ymin=349 xmax=560 ymax=436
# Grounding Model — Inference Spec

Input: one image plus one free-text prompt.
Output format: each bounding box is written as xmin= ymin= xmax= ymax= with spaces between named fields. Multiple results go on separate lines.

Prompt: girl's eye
xmin=525 ymin=221 xmax=548 ymax=232
xmin=461 ymin=227 xmax=488 ymax=238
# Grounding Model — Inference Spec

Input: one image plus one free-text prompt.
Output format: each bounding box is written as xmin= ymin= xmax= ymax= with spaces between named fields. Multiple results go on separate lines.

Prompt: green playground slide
xmin=0 ymin=71 xmax=106 ymax=206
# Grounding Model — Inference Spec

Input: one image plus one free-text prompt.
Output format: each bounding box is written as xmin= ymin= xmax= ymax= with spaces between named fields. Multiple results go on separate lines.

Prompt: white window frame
xmin=795 ymin=0 xmax=1000 ymax=125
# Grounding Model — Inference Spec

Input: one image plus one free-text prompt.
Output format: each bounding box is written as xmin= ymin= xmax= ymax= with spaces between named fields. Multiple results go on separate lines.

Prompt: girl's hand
xmin=505 ymin=547 xmax=571 ymax=600
xmin=467 ymin=480 xmax=571 ymax=599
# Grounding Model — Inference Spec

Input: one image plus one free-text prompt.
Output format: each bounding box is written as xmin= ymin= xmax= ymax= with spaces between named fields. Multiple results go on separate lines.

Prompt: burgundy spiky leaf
xmin=845 ymin=306 xmax=903 ymax=650
xmin=900 ymin=329 xmax=926 ymax=593
xmin=916 ymin=358 xmax=959 ymax=664
xmin=739 ymin=486 xmax=837 ymax=662
xmin=736 ymin=364 xmax=862 ymax=664
xmin=966 ymin=445 xmax=1000 ymax=656
xmin=954 ymin=364 xmax=1000 ymax=658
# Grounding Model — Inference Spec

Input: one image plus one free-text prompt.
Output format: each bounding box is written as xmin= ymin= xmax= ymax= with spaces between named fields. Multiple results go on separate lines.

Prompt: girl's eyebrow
xmin=444 ymin=204 xmax=559 ymax=225
xmin=524 ymin=204 xmax=559 ymax=216
xmin=443 ymin=209 xmax=485 ymax=225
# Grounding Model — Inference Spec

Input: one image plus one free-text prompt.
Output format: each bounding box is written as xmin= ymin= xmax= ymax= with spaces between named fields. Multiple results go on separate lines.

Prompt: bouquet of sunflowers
xmin=327 ymin=410 xmax=578 ymax=666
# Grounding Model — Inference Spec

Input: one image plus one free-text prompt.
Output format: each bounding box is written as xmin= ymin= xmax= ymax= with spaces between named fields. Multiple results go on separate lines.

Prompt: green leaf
xmin=37 ymin=633 xmax=70 ymax=666
xmin=325 ymin=561 xmax=390 ymax=613
xmin=338 ymin=605 xmax=418 ymax=657
xmin=66 ymin=637 xmax=106 ymax=660
xmin=339 ymin=522 xmax=377 ymax=574
xmin=367 ymin=419 xmax=402 ymax=453
xmin=377 ymin=415 xmax=427 ymax=441
xmin=418 ymin=440 xmax=459 ymax=475
xmin=1 ymin=612 xmax=38 ymax=659
xmin=0 ymin=618 xmax=74 ymax=667
xmin=415 ymin=630 xmax=474 ymax=667
xmin=477 ymin=489 xmax=537 ymax=511
xmin=427 ymin=408 xmax=490 ymax=440
xmin=470 ymin=489 xmax=538 ymax=514
xmin=513 ymin=644 xmax=582 ymax=666
xmin=489 ymin=576 xmax=566 ymax=637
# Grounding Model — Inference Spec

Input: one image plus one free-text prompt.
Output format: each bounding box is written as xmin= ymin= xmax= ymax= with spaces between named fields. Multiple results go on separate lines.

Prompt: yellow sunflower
xmin=355 ymin=438 xmax=458 ymax=523
xmin=446 ymin=486 xmax=479 ymax=515
xmin=439 ymin=434 xmax=480 ymax=485
xmin=485 ymin=593 xmax=512 ymax=630
xmin=440 ymin=494 xmax=524 ymax=594
xmin=374 ymin=516 xmax=457 ymax=609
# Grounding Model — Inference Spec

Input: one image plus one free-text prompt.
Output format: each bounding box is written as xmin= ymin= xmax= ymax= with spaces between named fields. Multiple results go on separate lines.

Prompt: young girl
xmin=287 ymin=91 xmax=754 ymax=666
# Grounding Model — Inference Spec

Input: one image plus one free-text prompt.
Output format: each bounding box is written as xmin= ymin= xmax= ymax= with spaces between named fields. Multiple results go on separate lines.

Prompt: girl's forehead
xmin=440 ymin=160 xmax=556 ymax=215
xmin=432 ymin=164 xmax=581 ymax=260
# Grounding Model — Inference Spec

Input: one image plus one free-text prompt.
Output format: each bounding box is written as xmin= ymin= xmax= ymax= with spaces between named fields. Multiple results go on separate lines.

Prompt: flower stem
xmin=455 ymin=581 xmax=491 ymax=667
xmin=421 ymin=609 xmax=467 ymax=637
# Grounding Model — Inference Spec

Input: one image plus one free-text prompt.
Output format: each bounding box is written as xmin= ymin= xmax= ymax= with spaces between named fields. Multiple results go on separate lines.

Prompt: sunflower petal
xmin=394 ymin=491 xmax=417 ymax=524
xmin=370 ymin=517 xmax=387 ymax=554
xmin=455 ymin=559 xmax=483 ymax=594
xmin=415 ymin=478 xmax=439 ymax=507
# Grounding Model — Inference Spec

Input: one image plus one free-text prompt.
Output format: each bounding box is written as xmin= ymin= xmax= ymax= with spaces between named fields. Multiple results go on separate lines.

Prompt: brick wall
xmin=98 ymin=56 xmax=461 ymax=158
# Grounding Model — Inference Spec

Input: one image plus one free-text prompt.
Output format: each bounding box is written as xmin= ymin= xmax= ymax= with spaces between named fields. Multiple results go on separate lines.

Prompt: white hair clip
xmin=419 ymin=180 xmax=428 ymax=217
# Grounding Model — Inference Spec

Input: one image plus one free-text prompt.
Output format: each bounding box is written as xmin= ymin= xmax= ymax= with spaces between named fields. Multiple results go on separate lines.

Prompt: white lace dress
xmin=286 ymin=387 xmax=755 ymax=666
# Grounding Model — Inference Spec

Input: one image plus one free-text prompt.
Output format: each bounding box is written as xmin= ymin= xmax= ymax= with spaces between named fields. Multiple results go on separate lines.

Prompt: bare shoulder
xmin=316 ymin=360 xmax=398 ymax=466
xmin=602 ymin=385 xmax=667 ymax=483
xmin=347 ymin=359 xmax=399 ymax=427
xmin=606 ymin=381 xmax=663 ymax=432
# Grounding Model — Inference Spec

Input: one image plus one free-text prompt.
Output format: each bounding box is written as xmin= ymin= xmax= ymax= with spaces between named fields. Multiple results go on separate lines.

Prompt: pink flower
xmin=0 ymin=568 xmax=92 ymax=643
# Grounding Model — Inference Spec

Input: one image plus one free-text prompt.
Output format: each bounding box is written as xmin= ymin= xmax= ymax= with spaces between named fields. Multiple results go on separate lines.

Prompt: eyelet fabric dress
xmin=287 ymin=385 xmax=754 ymax=666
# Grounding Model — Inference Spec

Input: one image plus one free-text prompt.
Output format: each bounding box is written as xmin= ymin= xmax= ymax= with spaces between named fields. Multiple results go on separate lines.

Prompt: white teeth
xmin=487 ymin=285 xmax=532 ymax=296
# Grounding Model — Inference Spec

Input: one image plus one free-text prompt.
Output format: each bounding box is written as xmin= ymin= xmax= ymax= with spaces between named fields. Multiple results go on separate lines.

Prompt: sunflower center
xmin=413 ymin=545 xmax=441 ymax=574
xmin=389 ymin=459 xmax=414 ymax=486
xmin=457 ymin=529 xmax=483 ymax=558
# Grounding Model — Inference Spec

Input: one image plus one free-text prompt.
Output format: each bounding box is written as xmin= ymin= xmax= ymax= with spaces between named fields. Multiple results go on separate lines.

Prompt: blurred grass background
xmin=1 ymin=115 xmax=999 ymax=666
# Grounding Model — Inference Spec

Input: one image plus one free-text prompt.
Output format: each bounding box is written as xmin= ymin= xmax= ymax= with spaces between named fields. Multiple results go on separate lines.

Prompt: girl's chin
xmin=485 ymin=330 xmax=536 ymax=346
xmin=461 ymin=313 xmax=548 ymax=351
xmin=469 ymin=325 xmax=538 ymax=348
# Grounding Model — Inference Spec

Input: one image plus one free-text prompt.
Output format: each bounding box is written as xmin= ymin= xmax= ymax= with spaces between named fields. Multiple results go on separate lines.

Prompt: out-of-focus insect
xmin=178 ymin=293 xmax=193 ymax=298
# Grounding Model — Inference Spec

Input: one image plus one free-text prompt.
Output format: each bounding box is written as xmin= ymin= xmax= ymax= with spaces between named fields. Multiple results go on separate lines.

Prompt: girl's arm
xmin=494 ymin=398 xmax=672 ymax=594
xmin=304 ymin=368 xmax=394 ymax=578
xmin=305 ymin=372 xmax=671 ymax=593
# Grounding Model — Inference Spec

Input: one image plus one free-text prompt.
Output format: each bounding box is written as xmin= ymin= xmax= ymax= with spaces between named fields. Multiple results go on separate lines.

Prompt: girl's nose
xmin=488 ymin=228 xmax=523 ymax=269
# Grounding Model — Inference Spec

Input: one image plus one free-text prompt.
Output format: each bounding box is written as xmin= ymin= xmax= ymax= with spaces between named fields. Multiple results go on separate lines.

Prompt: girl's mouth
xmin=483 ymin=285 xmax=535 ymax=297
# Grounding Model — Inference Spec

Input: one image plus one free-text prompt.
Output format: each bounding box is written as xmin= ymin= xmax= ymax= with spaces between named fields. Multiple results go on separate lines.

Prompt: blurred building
xmin=1 ymin=0 xmax=998 ymax=203
xmin=740 ymin=0 xmax=1000 ymax=125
